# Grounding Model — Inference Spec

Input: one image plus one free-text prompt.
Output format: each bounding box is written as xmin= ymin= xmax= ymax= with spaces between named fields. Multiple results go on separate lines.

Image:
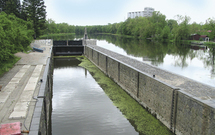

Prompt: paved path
xmin=88 ymin=45 xmax=215 ymax=102
xmin=0 ymin=40 xmax=52 ymax=132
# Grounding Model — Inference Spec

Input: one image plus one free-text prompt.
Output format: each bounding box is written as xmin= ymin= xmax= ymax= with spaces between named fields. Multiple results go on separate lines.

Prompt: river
xmin=89 ymin=34 xmax=215 ymax=87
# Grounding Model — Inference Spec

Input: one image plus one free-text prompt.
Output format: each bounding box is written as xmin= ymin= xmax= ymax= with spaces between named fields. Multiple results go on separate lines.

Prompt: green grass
xmin=77 ymin=56 xmax=173 ymax=135
xmin=204 ymin=41 xmax=215 ymax=45
xmin=0 ymin=56 xmax=21 ymax=76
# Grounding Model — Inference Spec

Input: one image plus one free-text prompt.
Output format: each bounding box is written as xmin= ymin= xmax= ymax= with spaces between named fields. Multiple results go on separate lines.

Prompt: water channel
xmin=47 ymin=33 xmax=214 ymax=134
xmin=52 ymin=58 xmax=139 ymax=135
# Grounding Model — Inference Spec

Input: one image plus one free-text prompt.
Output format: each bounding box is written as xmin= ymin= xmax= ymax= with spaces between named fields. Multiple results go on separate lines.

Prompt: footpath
xmin=0 ymin=40 xmax=52 ymax=134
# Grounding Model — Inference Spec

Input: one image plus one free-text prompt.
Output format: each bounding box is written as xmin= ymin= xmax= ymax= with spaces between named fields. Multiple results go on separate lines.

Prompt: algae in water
xmin=77 ymin=56 xmax=173 ymax=135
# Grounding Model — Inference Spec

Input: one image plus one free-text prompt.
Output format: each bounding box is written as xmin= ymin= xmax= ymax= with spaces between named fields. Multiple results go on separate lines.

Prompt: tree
xmin=0 ymin=12 xmax=33 ymax=63
xmin=173 ymin=15 xmax=191 ymax=42
xmin=22 ymin=0 xmax=46 ymax=38
xmin=0 ymin=0 xmax=7 ymax=11
xmin=189 ymin=22 xmax=203 ymax=34
xmin=1 ymin=0 xmax=21 ymax=17
xmin=167 ymin=19 xmax=178 ymax=32
xmin=150 ymin=11 xmax=167 ymax=37
xmin=205 ymin=18 xmax=215 ymax=41
xmin=160 ymin=25 xmax=170 ymax=42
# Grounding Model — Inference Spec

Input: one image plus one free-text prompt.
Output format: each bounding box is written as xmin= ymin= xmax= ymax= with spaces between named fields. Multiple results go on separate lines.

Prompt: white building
xmin=128 ymin=7 xmax=154 ymax=19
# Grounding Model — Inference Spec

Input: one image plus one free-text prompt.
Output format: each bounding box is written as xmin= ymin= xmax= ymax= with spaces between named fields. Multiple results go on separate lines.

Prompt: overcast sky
xmin=42 ymin=0 xmax=215 ymax=26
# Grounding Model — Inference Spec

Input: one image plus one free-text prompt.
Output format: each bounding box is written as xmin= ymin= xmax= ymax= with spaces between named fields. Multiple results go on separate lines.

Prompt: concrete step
xmin=9 ymin=65 xmax=43 ymax=119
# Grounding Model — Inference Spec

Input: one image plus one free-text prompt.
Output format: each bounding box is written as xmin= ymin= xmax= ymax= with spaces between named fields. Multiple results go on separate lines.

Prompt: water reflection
xmin=90 ymin=34 xmax=215 ymax=87
xmin=52 ymin=58 xmax=138 ymax=135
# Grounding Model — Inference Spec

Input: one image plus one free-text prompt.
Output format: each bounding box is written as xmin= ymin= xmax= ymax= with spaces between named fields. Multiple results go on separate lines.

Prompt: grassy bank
xmin=204 ymin=41 xmax=215 ymax=45
xmin=0 ymin=56 xmax=21 ymax=76
xmin=77 ymin=56 xmax=173 ymax=135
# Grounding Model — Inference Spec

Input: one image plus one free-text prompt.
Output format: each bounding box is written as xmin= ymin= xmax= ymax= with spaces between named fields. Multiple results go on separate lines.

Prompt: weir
xmin=26 ymin=39 xmax=215 ymax=135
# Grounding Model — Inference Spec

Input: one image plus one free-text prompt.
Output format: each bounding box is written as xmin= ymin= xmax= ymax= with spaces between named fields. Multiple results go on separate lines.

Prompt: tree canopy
xmin=0 ymin=0 xmax=21 ymax=17
xmin=22 ymin=0 xmax=46 ymax=38
xmin=0 ymin=12 xmax=34 ymax=62
xmin=71 ymin=12 xmax=215 ymax=43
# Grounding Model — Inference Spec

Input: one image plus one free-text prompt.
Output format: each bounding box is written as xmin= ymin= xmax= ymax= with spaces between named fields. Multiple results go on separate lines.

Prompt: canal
xmin=52 ymin=58 xmax=139 ymax=135
xmin=52 ymin=57 xmax=172 ymax=135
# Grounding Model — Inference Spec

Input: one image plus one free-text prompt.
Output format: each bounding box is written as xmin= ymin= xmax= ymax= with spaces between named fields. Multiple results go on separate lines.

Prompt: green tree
xmin=0 ymin=12 xmax=33 ymax=63
xmin=1 ymin=0 xmax=21 ymax=17
xmin=205 ymin=18 xmax=215 ymax=41
xmin=139 ymin=17 xmax=152 ymax=39
xmin=0 ymin=0 xmax=7 ymax=11
xmin=167 ymin=19 xmax=178 ymax=32
xmin=150 ymin=11 xmax=167 ymax=37
xmin=46 ymin=18 xmax=58 ymax=33
xmin=173 ymin=15 xmax=191 ymax=42
xmin=189 ymin=22 xmax=203 ymax=34
xmin=22 ymin=0 xmax=46 ymax=38
xmin=160 ymin=25 xmax=170 ymax=42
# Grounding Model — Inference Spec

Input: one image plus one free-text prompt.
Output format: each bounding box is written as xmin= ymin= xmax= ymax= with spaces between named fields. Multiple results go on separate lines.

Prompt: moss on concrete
xmin=77 ymin=56 xmax=173 ymax=135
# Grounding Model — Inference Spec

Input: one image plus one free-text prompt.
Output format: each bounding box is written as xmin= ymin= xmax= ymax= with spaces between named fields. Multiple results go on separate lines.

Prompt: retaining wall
xmin=29 ymin=48 xmax=53 ymax=135
xmin=85 ymin=46 xmax=215 ymax=135
xmin=83 ymin=39 xmax=97 ymax=46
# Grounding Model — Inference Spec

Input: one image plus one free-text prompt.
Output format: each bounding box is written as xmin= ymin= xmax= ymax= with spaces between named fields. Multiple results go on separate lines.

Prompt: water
xmin=52 ymin=58 xmax=138 ymax=135
xmin=90 ymin=34 xmax=215 ymax=87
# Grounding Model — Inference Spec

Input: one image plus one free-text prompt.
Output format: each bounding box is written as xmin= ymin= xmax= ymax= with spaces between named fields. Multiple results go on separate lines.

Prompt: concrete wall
xmin=29 ymin=49 xmax=53 ymax=135
xmin=83 ymin=39 xmax=97 ymax=46
xmin=85 ymin=46 xmax=215 ymax=135
xmin=175 ymin=91 xmax=215 ymax=135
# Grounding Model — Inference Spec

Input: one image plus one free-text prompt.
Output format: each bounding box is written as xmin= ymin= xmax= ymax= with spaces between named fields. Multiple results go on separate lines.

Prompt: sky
xmin=41 ymin=0 xmax=215 ymax=26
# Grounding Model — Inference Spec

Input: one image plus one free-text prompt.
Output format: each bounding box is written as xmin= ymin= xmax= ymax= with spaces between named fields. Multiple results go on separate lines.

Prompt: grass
xmin=0 ymin=56 xmax=21 ymax=76
xmin=77 ymin=56 xmax=173 ymax=135
xmin=204 ymin=41 xmax=215 ymax=45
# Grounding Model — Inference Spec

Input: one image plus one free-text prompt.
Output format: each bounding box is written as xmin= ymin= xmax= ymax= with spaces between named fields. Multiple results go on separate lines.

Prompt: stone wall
xmin=84 ymin=46 xmax=215 ymax=135
xmin=175 ymin=91 xmax=215 ymax=135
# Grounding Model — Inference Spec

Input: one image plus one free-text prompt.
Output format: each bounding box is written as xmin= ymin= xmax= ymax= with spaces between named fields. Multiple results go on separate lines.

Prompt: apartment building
xmin=128 ymin=7 xmax=154 ymax=19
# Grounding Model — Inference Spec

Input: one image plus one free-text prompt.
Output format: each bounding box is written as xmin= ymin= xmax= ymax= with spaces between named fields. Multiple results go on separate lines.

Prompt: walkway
xmin=0 ymin=40 xmax=52 ymax=133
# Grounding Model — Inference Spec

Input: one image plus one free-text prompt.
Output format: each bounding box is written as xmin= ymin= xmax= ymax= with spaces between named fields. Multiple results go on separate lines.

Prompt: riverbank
xmin=0 ymin=57 xmax=21 ymax=76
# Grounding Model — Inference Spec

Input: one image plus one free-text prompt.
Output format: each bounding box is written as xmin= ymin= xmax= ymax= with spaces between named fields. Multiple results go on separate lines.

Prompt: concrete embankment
xmin=0 ymin=40 xmax=53 ymax=135
xmin=84 ymin=45 xmax=215 ymax=135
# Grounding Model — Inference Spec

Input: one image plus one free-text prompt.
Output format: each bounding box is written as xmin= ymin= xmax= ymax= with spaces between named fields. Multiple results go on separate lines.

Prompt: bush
xmin=0 ymin=12 xmax=34 ymax=63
